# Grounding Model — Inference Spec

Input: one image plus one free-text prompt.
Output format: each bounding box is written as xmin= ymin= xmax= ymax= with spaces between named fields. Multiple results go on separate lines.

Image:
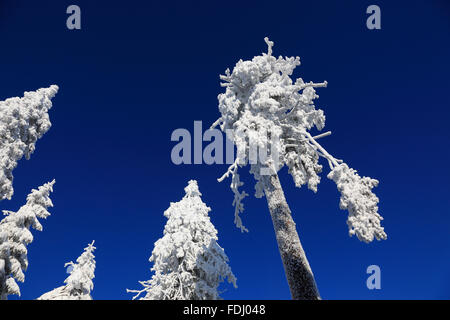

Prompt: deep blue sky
xmin=1 ymin=0 xmax=449 ymax=300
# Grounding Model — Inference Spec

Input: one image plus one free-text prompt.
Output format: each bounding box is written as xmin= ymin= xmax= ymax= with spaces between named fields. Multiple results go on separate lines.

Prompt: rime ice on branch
xmin=0 ymin=180 xmax=55 ymax=300
xmin=128 ymin=180 xmax=237 ymax=300
xmin=37 ymin=241 xmax=97 ymax=300
xmin=0 ymin=85 xmax=59 ymax=202
xmin=213 ymin=38 xmax=386 ymax=242
xmin=327 ymin=164 xmax=386 ymax=243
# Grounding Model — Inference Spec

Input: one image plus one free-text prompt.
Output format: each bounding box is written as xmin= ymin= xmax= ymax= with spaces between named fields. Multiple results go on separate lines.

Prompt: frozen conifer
xmin=0 ymin=180 xmax=55 ymax=299
xmin=37 ymin=241 xmax=96 ymax=300
xmin=128 ymin=180 xmax=236 ymax=300
xmin=0 ymin=86 xmax=58 ymax=202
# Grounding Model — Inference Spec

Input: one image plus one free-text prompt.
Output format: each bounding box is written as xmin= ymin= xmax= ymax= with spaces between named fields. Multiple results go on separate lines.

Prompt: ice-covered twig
xmin=264 ymin=37 xmax=274 ymax=56
xmin=230 ymin=170 xmax=248 ymax=232
xmin=217 ymin=158 xmax=249 ymax=232
xmin=218 ymin=158 xmax=238 ymax=182
xmin=219 ymin=68 xmax=232 ymax=87
xmin=219 ymin=68 xmax=231 ymax=82
xmin=210 ymin=117 xmax=223 ymax=130
xmin=127 ymin=281 xmax=150 ymax=300
xmin=303 ymin=131 xmax=340 ymax=168
xmin=296 ymin=80 xmax=328 ymax=90
xmin=312 ymin=131 xmax=332 ymax=140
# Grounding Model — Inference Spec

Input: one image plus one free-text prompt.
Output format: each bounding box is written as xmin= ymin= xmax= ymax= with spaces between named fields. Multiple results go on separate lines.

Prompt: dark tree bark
xmin=261 ymin=174 xmax=320 ymax=300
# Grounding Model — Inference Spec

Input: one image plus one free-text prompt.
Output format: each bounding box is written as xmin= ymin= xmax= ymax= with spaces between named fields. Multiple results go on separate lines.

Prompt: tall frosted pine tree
xmin=212 ymin=38 xmax=386 ymax=299
xmin=37 ymin=241 xmax=96 ymax=300
xmin=0 ymin=180 xmax=56 ymax=300
xmin=128 ymin=180 xmax=237 ymax=300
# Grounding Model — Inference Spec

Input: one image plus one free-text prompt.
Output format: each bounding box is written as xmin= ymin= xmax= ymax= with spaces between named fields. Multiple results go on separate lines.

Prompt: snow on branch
xmin=328 ymin=164 xmax=387 ymax=243
xmin=217 ymin=160 xmax=249 ymax=232
xmin=230 ymin=168 xmax=248 ymax=233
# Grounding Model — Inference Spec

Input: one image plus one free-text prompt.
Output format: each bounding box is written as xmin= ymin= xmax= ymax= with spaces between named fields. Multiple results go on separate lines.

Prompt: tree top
xmin=184 ymin=180 xmax=201 ymax=198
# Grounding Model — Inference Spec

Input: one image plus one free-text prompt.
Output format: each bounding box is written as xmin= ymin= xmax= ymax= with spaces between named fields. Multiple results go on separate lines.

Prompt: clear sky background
xmin=0 ymin=0 xmax=449 ymax=300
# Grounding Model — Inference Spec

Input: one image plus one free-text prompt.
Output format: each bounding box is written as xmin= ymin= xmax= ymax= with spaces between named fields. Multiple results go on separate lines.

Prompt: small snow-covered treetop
xmin=0 ymin=85 xmax=58 ymax=202
xmin=0 ymin=180 xmax=55 ymax=299
xmin=63 ymin=241 xmax=96 ymax=298
xmin=128 ymin=180 xmax=237 ymax=300
xmin=213 ymin=38 xmax=386 ymax=242
xmin=37 ymin=241 xmax=96 ymax=300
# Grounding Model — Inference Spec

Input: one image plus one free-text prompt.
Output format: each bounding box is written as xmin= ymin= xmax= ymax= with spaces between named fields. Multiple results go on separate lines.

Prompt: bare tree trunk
xmin=261 ymin=174 xmax=320 ymax=300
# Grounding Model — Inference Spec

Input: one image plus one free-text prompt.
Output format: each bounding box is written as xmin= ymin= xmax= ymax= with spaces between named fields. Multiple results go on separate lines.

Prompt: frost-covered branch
xmin=328 ymin=164 xmax=386 ymax=242
xmin=264 ymin=37 xmax=274 ymax=56
xmin=217 ymin=159 xmax=238 ymax=183
xmin=303 ymin=131 xmax=340 ymax=169
xmin=217 ymin=159 xmax=249 ymax=232
xmin=210 ymin=117 xmax=223 ymax=130
xmin=296 ymin=80 xmax=328 ymax=90
xmin=230 ymin=169 xmax=248 ymax=233
xmin=127 ymin=280 xmax=151 ymax=300
xmin=312 ymin=131 xmax=332 ymax=140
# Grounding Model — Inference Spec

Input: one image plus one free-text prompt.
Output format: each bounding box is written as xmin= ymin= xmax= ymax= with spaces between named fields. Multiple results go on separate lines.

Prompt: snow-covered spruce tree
xmin=0 ymin=85 xmax=59 ymax=202
xmin=212 ymin=38 xmax=387 ymax=300
xmin=0 ymin=180 xmax=55 ymax=300
xmin=128 ymin=180 xmax=237 ymax=300
xmin=37 ymin=241 xmax=96 ymax=300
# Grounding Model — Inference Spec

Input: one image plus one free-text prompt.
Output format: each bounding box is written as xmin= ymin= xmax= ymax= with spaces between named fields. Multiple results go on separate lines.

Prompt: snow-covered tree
xmin=0 ymin=85 xmax=58 ymax=202
xmin=37 ymin=241 xmax=96 ymax=300
xmin=212 ymin=38 xmax=387 ymax=299
xmin=128 ymin=180 xmax=237 ymax=300
xmin=0 ymin=180 xmax=55 ymax=300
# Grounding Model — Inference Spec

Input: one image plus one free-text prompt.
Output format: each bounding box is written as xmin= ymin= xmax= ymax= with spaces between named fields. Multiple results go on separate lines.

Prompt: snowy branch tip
xmin=328 ymin=164 xmax=387 ymax=243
